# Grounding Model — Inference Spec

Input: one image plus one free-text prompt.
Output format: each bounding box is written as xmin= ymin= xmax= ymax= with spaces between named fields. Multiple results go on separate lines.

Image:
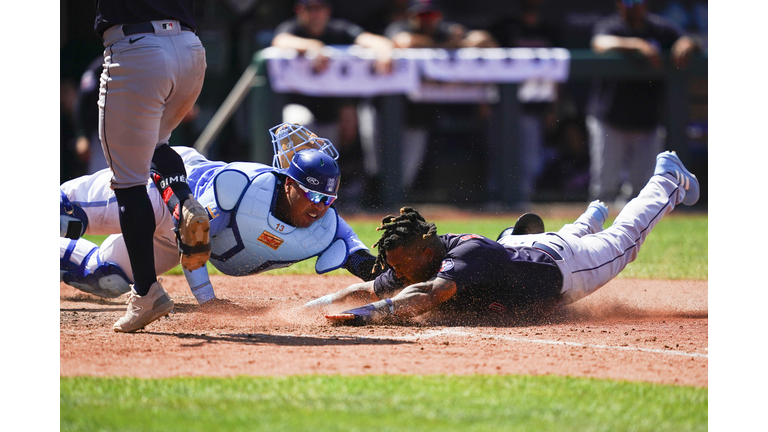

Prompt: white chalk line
xmin=290 ymin=327 xmax=708 ymax=359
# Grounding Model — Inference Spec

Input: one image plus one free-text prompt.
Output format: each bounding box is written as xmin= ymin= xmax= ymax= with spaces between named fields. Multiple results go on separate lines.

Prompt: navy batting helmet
xmin=281 ymin=148 xmax=341 ymax=205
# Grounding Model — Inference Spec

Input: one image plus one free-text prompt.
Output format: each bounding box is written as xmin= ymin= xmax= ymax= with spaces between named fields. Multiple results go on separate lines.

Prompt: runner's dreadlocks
xmin=372 ymin=207 xmax=438 ymax=273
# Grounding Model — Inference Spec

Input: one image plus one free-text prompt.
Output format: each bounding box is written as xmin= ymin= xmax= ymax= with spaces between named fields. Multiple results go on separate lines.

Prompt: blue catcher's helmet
xmin=281 ymin=148 xmax=341 ymax=205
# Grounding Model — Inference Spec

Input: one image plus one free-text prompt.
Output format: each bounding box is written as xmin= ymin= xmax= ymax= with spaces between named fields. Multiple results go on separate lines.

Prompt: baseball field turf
xmin=60 ymin=214 xmax=708 ymax=431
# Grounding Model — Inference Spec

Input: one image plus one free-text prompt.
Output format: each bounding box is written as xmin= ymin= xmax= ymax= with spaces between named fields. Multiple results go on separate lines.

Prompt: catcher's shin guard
xmin=60 ymin=190 xmax=88 ymax=239
xmin=60 ymin=238 xmax=131 ymax=298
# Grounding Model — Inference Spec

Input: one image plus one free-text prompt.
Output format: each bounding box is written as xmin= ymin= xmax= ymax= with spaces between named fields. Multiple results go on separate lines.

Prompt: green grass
xmin=68 ymin=214 xmax=708 ymax=431
xmin=82 ymin=214 xmax=707 ymax=280
xmin=61 ymin=375 xmax=707 ymax=432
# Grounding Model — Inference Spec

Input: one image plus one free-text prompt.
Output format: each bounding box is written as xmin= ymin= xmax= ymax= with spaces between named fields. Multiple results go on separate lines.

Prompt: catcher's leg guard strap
xmin=60 ymin=190 xmax=88 ymax=239
xmin=60 ymin=238 xmax=131 ymax=298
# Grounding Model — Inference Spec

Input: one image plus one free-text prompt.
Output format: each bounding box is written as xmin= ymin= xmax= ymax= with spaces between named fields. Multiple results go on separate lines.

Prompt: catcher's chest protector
xmin=209 ymin=172 xmax=338 ymax=276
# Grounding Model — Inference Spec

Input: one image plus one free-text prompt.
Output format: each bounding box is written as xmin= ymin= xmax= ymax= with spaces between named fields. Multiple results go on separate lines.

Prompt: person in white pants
xmin=305 ymin=151 xmax=700 ymax=324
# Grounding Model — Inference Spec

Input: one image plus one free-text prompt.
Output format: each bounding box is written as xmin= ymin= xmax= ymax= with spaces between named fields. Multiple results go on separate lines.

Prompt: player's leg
xmin=60 ymin=237 xmax=130 ymax=298
xmin=60 ymin=168 xmax=130 ymax=237
xmin=150 ymin=30 xmax=210 ymax=272
xmin=558 ymin=151 xmax=699 ymax=305
xmin=60 ymin=225 xmax=181 ymax=298
xmin=99 ymin=31 xmax=175 ymax=331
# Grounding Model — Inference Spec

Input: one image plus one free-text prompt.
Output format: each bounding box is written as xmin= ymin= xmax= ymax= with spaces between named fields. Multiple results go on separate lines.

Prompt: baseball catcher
xmin=60 ymin=123 xmax=383 ymax=326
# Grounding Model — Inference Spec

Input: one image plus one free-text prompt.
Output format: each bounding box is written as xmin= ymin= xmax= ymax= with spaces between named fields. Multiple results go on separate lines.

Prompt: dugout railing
xmin=194 ymin=47 xmax=707 ymax=208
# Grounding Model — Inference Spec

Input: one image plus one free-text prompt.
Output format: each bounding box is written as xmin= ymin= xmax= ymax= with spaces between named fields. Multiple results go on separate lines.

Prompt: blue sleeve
xmin=336 ymin=216 xmax=369 ymax=255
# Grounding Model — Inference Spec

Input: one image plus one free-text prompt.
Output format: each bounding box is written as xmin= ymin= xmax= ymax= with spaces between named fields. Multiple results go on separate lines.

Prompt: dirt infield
xmin=60 ymin=274 xmax=707 ymax=387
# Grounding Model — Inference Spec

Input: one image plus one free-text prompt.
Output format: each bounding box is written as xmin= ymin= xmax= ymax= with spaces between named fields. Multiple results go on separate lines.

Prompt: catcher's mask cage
xmin=281 ymin=148 xmax=341 ymax=201
xmin=269 ymin=122 xmax=339 ymax=170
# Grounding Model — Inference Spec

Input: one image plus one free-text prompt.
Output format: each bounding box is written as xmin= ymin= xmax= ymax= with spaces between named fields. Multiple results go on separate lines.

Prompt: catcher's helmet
xmin=281 ymin=149 xmax=341 ymax=204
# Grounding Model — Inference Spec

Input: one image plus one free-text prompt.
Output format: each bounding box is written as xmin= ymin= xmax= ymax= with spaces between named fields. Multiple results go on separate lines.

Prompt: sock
xmin=113 ymin=186 xmax=157 ymax=296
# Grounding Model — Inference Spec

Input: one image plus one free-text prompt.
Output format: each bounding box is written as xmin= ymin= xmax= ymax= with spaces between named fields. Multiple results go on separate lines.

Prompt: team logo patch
xmin=440 ymin=259 xmax=454 ymax=272
xmin=161 ymin=22 xmax=174 ymax=30
xmin=488 ymin=302 xmax=507 ymax=313
xmin=326 ymin=177 xmax=336 ymax=192
xmin=258 ymin=231 xmax=284 ymax=250
xmin=306 ymin=177 xmax=320 ymax=185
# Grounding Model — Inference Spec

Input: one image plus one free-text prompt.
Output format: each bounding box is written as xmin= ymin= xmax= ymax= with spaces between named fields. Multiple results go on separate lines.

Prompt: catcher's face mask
xmin=269 ymin=122 xmax=339 ymax=170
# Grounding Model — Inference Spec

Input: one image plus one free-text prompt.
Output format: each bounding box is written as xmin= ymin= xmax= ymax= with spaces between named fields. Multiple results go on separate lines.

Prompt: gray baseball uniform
xmin=98 ymin=20 xmax=206 ymax=187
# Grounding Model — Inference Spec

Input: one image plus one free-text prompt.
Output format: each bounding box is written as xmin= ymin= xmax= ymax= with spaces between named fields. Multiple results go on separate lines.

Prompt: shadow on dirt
xmin=141 ymin=331 xmax=415 ymax=347
xmin=60 ymin=294 xmax=125 ymax=305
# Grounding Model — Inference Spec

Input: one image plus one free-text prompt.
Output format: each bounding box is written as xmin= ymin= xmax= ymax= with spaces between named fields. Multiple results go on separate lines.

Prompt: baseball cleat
xmin=113 ymin=280 xmax=174 ymax=332
xmin=496 ymin=212 xmax=545 ymax=240
xmin=654 ymin=151 xmax=700 ymax=206
xmin=178 ymin=194 xmax=211 ymax=271
xmin=586 ymin=200 xmax=609 ymax=227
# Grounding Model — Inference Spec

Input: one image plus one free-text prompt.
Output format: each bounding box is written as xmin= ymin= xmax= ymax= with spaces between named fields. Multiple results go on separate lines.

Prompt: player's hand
xmin=75 ymin=136 xmax=91 ymax=162
xmin=305 ymin=47 xmax=331 ymax=74
xmin=671 ymin=37 xmax=697 ymax=69
xmin=325 ymin=299 xmax=395 ymax=325
xmin=632 ymin=38 xmax=662 ymax=68
xmin=374 ymin=53 xmax=393 ymax=75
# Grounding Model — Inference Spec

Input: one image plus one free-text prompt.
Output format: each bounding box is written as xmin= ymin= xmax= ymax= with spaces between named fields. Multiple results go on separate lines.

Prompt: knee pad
xmin=60 ymin=190 xmax=88 ymax=239
xmin=60 ymin=239 xmax=130 ymax=298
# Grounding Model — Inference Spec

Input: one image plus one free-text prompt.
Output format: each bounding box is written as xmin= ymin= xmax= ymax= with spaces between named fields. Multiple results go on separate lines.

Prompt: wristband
xmin=341 ymin=298 xmax=395 ymax=324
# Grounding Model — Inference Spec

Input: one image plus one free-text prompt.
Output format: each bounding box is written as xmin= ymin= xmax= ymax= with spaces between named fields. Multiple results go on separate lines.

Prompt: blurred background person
xmin=487 ymin=0 xmax=563 ymax=203
xmin=271 ymin=0 xmax=395 ymax=210
xmin=383 ymin=0 xmax=498 ymax=193
xmin=384 ymin=0 xmax=497 ymax=49
xmin=586 ymin=0 xmax=698 ymax=206
xmin=73 ymin=56 xmax=109 ymax=175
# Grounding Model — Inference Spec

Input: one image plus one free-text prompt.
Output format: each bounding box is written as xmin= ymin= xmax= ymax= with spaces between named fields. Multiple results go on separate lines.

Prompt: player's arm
xmin=335 ymin=217 xmax=386 ymax=281
xmin=343 ymin=250 xmax=380 ymax=281
xmin=354 ymin=32 xmax=394 ymax=74
xmin=591 ymin=34 xmax=662 ymax=67
xmin=303 ymin=280 xmax=378 ymax=308
xmin=326 ymin=277 xmax=458 ymax=324
xmin=271 ymin=32 xmax=330 ymax=72
xmin=271 ymin=32 xmax=325 ymax=53
xmin=391 ymin=31 xmax=436 ymax=48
